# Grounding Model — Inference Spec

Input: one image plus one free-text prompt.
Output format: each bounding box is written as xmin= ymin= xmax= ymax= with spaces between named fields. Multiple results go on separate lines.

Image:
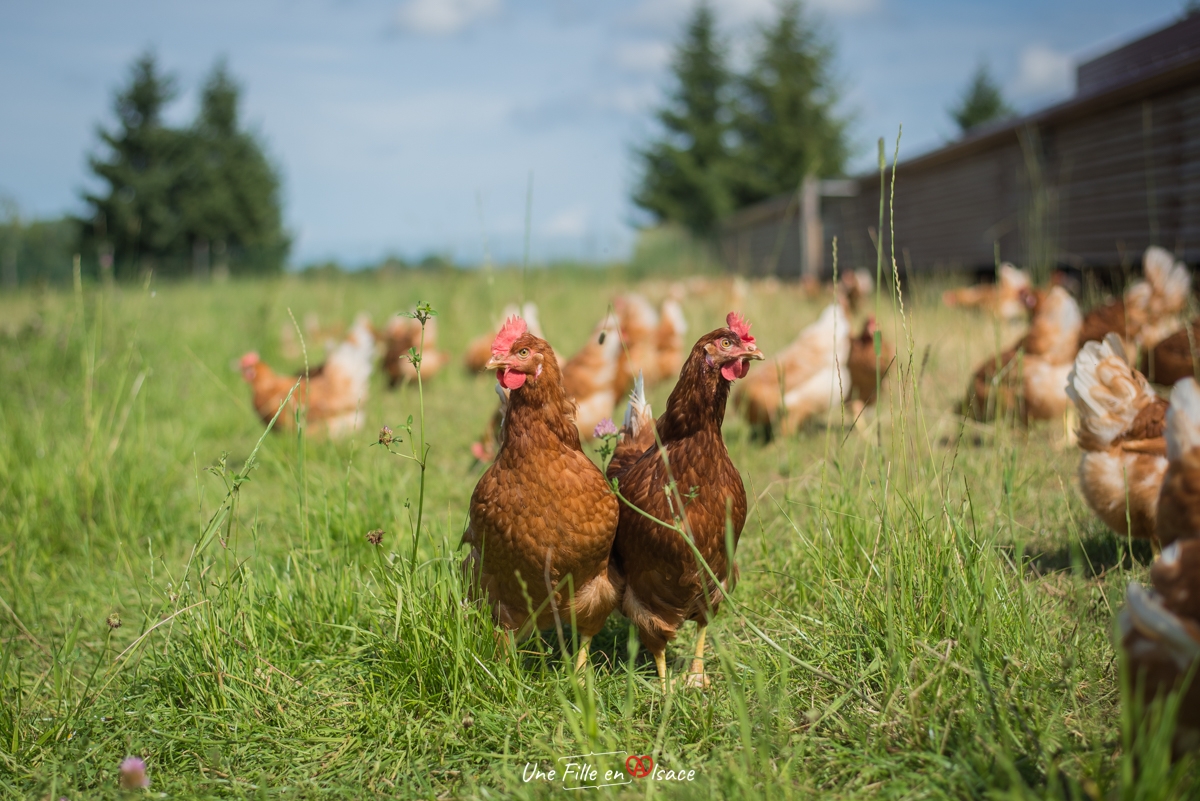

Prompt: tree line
xmin=2 ymin=52 xmax=288 ymax=287
xmin=634 ymin=1 xmax=1017 ymax=240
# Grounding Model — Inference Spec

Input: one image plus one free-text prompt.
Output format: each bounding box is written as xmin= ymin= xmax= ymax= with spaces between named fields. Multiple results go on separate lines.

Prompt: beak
xmin=484 ymin=355 xmax=507 ymax=371
xmin=743 ymin=345 xmax=765 ymax=361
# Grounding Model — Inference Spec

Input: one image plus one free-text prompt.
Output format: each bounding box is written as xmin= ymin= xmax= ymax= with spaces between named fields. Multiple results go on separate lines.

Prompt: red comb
xmin=726 ymin=312 xmax=754 ymax=344
xmin=491 ymin=315 xmax=527 ymax=357
xmin=240 ymin=352 xmax=260 ymax=369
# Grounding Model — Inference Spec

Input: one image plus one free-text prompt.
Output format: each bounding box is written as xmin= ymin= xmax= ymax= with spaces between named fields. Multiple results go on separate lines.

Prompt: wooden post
xmin=800 ymin=176 xmax=822 ymax=280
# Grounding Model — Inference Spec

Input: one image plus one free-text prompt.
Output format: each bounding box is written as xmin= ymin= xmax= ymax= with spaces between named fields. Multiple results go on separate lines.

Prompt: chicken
xmin=942 ymin=263 xmax=1032 ymax=323
xmin=847 ymin=316 xmax=894 ymax=407
xmin=654 ymin=296 xmax=689 ymax=385
xmin=838 ymin=268 xmax=875 ymax=315
xmin=614 ymin=293 xmax=661 ymax=396
xmin=1118 ymin=541 xmax=1200 ymax=758
xmin=239 ymin=316 xmax=375 ymax=438
xmin=461 ymin=316 xmax=620 ymax=669
xmin=612 ymin=293 xmax=691 ymax=395
xmin=1142 ymin=321 xmax=1200 ymax=386
xmin=561 ymin=312 xmax=624 ymax=440
xmin=464 ymin=302 xmax=544 ymax=374
xmin=1156 ymin=378 xmax=1200 ymax=546
xmin=381 ymin=312 xmax=449 ymax=387
xmin=1066 ymin=335 xmax=1168 ymax=540
xmin=965 ymin=286 xmax=1082 ymax=423
xmin=608 ymin=312 xmax=764 ymax=690
xmin=735 ymin=303 xmax=851 ymax=437
xmin=1078 ymin=245 xmax=1191 ymax=352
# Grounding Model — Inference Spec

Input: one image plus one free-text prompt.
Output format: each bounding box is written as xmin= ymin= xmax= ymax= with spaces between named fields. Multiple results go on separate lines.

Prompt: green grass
xmin=0 ymin=265 xmax=1195 ymax=799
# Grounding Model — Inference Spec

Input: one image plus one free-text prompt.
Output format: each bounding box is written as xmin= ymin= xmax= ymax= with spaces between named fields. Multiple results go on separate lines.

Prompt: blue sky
xmin=0 ymin=0 xmax=1189 ymax=266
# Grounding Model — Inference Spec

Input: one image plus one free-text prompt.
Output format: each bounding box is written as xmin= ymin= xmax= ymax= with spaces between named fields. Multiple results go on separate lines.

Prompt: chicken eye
xmin=517 ymin=347 xmax=531 ymax=359
xmin=721 ymin=338 xmax=732 ymax=349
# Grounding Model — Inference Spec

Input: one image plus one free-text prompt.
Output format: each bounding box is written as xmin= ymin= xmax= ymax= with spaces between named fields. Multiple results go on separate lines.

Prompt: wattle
xmin=721 ymin=358 xmax=749 ymax=381
xmin=498 ymin=368 xmax=526 ymax=390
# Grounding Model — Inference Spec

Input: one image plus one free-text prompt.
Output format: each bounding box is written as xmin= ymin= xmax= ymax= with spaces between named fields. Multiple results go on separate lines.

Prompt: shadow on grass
xmin=518 ymin=617 xmax=657 ymax=677
xmin=1027 ymin=528 xmax=1155 ymax=577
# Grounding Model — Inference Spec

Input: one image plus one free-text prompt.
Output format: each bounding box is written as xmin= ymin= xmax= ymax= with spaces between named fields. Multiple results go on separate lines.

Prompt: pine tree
xmin=632 ymin=2 xmax=734 ymax=238
xmin=82 ymin=52 xmax=189 ymax=278
xmin=82 ymin=52 xmax=289 ymax=279
xmin=180 ymin=62 xmax=289 ymax=276
xmin=950 ymin=63 xmax=1014 ymax=134
xmin=730 ymin=0 xmax=849 ymax=207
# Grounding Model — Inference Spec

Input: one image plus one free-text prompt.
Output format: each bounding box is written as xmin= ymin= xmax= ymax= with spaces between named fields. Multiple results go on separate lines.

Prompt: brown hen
xmin=1143 ymin=322 xmax=1200 ymax=386
xmin=461 ymin=316 xmax=620 ymax=669
xmin=239 ymin=316 xmax=375 ymax=438
xmin=965 ymin=286 xmax=1081 ymax=423
xmin=1156 ymin=377 xmax=1200 ymax=546
xmin=847 ymin=316 xmax=894 ymax=406
xmin=1077 ymin=245 xmax=1192 ymax=352
xmin=1066 ymin=335 xmax=1168 ymax=540
xmin=608 ymin=312 xmax=764 ymax=690
xmin=1119 ymin=539 xmax=1200 ymax=758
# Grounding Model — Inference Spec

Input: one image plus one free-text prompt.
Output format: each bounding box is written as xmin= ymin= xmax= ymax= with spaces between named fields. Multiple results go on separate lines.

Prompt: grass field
xmin=0 ymin=262 xmax=1194 ymax=799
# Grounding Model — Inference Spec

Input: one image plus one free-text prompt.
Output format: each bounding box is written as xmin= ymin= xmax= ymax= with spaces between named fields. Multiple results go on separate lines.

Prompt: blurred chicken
xmin=654 ymin=296 xmax=689 ymax=384
xmin=613 ymin=293 xmax=690 ymax=394
xmin=847 ymin=316 xmax=894 ymax=407
xmin=1119 ymin=541 xmax=1200 ymax=758
xmin=1156 ymin=378 xmax=1200 ymax=546
xmin=462 ymin=316 xmax=620 ymax=668
xmin=735 ymin=303 xmax=852 ymax=437
xmin=942 ymin=263 xmax=1032 ymax=323
xmin=614 ymin=293 xmax=660 ymax=395
xmin=1078 ymin=246 xmax=1191 ymax=352
xmin=1143 ymin=321 xmax=1200 ymax=386
xmin=381 ymin=312 xmax=450 ymax=387
xmin=471 ymin=382 xmax=508 ymax=465
xmin=838 ymin=268 xmax=875 ymax=315
xmin=562 ymin=312 xmax=624 ymax=440
xmin=239 ymin=315 xmax=375 ymax=437
xmin=965 ymin=286 xmax=1082 ymax=423
xmin=1066 ymin=335 xmax=1168 ymax=540
xmin=464 ymin=302 xmax=544 ymax=374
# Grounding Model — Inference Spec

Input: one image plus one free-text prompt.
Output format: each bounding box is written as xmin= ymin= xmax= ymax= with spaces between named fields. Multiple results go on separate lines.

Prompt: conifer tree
xmin=82 ymin=52 xmax=188 ymax=277
xmin=181 ymin=62 xmax=289 ymax=276
xmin=731 ymin=0 xmax=849 ymax=207
xmin=950 ymin=62 xmax=1014 ymax=134
xmin=632 ymin=2 xmax=734 ymax=237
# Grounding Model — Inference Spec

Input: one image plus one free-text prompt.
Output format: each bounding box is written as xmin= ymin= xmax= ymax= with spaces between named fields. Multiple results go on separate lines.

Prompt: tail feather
xmin=608 ymin=371 xmax=656 ymax=479
xmin=1143 ymin=246 xmax=1192 ymax=313
xmin=1067 ymin=334 xmax=1156 ymax=450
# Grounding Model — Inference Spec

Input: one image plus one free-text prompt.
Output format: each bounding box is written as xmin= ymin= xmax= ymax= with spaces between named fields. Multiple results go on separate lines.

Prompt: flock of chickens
xmin=234 ymin=246 xmax=1200 ymax=743
xmin=952 ymin=245 xmax=1200 ymax=755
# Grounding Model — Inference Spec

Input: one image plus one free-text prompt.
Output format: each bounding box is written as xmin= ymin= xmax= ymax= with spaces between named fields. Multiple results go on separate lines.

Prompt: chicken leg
xmin=574 ymin=635 xmax=592 ymax=672
xmin=653 ymin=649 xmax=668 ymax=693
xmin=681 ymin=625 xmax=710 ymax=690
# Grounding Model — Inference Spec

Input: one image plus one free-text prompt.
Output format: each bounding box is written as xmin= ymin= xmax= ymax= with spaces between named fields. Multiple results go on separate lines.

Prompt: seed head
xmin=378 ymin=426 xmax=396 ymax=446
xmin=366 ymin=529 xmax=384 ymax=546
xmin=106 ymin=613 xmax=122 ymax=630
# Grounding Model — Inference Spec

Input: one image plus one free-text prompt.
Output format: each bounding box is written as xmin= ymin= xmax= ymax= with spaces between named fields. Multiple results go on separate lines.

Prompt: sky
xmin=0 ymin=0 xmax=1190 ymax=266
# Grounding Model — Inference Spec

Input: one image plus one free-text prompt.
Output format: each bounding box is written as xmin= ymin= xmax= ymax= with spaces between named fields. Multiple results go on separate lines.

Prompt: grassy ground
xmin=0 ymin=264 xmax=1194 ymax=799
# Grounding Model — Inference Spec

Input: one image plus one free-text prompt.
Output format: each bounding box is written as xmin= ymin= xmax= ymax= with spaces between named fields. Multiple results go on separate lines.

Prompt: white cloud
xmin=393 ymin=0 xmax=502 ymax=36
xmin=625 ymin=0 xmax=877 ymax=31
xmin=1012 ymin=43 xmax=1073 ymax=98
xmin=613 ymin=40 xmax=671 ymax=74
xmin=543 ymin=206 xmax=589 ymax=238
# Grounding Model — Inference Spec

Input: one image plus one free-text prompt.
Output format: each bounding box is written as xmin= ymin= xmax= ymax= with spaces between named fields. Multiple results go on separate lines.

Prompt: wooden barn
xmin=720 ymin=12 xmax=1200 ymax=279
